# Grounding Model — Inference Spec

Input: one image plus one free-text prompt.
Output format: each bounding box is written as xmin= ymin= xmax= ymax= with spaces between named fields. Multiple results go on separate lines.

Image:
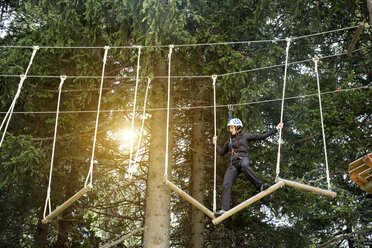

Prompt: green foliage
xmin=0 ymin=0 xmax=371 ymax=247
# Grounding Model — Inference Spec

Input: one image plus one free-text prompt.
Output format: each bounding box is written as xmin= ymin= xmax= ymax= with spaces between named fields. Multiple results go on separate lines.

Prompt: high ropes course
xmin=0 ymin=23 xmax=369 ymax=225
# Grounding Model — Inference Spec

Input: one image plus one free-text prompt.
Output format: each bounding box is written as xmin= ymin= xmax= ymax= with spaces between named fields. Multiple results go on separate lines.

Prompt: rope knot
xmin=168 ymin=44 xmax=174 ymax=58
xmin=312 ymin=57 xmax=319 ymax=63
xmin=212 ymin=74 xmax=217 ymax=86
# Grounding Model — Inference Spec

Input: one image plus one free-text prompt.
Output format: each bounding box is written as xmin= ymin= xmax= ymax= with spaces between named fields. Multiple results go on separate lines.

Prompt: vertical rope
xmin=275 ymin=38 xmax=291 ymax=181
xmin=0 ymin=77 xmax=24 ymax=134
xmin=313 ymin=57 xmax=331 ymax=190
xmin=129 ymin=46 xmax=142 ymax=175
xmin=164 ymin=45 xmax=174 ymax=179
xmin=0 ymin=46 xmax=39 ymax=148
xmin=130 ymin=77 xmax=151 ymax=178
xmin=212 ymin=74 xmax=217 ymax=212
xmin=85 ymin=46 xmax=109 ymax=187
xmin=43 ymin=75 xmax=66 ymax=219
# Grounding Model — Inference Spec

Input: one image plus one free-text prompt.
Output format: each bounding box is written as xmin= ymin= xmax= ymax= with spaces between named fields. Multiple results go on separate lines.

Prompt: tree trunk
xmin=35 ymin=209 xmax=48 ymax=248
xmin=346 ymin=225 xmax=355 ymax=248
xmin=53 ymin=161 xmax=78 ymax=248
xmin=143 ymin=62 xmax=173 ymax=248
xmin=367 ymin=0 xmax=372 ymax=27
xmin=190 ymin=107 xmax=206 ymax=248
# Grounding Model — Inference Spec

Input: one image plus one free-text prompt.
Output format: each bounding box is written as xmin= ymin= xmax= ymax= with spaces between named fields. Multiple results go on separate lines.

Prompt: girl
xmin=213 ymin=118 xmax=283 ymax=215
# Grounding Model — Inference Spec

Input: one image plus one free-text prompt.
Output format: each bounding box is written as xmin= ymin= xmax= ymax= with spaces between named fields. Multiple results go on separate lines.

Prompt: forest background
xmin=0 ymin=0 xmax=371 ymax=247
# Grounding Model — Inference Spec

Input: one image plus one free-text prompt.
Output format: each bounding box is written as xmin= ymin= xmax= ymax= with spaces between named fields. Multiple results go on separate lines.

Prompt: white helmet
xmin=227 ymin=118 xmax=243 ymax=127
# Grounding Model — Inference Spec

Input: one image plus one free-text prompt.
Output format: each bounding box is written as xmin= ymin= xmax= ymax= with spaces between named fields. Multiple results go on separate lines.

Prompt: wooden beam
xmin=363 ymin=153 xmax=372 ymax=168
xmin=165 ymin=179 xmax=215 ymax=220
xmin=349 ymin=163 xmax=368 ymax=174
xmin=42 ymin=184 xmax=93 ymax=224
xmin=347 ymin=22 xmax=365 ymax=56
xmin=360 ymin=180 xmax=372 ymax=192
xmin=212 ymin=181 xmax=285 ymax=225
xmin=280 ymin=178 xmax=336 ymax=197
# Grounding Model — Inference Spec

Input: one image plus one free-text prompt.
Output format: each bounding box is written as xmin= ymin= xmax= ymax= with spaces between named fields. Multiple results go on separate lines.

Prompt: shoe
xmin=259 ymin=183 xmax=269 ymax=192
xmin=214 ymin=209 xmax=227 ymax=216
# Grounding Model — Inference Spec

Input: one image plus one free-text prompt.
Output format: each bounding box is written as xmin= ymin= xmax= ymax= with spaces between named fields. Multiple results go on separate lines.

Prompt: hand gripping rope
xmin=213 ymin=39 xmax=337 ymax=225
xmin=0 ymin=46 xmax=39 ymax=149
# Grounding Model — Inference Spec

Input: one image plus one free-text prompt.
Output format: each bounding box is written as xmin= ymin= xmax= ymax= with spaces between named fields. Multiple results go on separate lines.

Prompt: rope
xmin=130 ymin=77 xmax=151 ymax=178
xmin=128 ymin=46 xmax=142 ymax=177
xmin=0 ymin=46 xmax=39 ymax=149
xmin=0 ymin=24 xmax=359 ymax=49
xmin=43 ymin=75 xmax=66 ymax=219
xmin=0 ymin=47 xmax=367 ymax=80
xmin=164 ymin=45 xmax=174 ymax=179
xmin=85 ymin=46 xmax=110 ymax=187
xmin=275 ymin=38 xmax=291 ymax=181
xmin=1 ymin=85 xmax=369 ymax=114
xmin=313 ymin=57 xmax=331 ymax=190
xmin=0 ymin=85 xmax=369 ymax=115
xmin=212 ymin=74 xmax=217 ymax=212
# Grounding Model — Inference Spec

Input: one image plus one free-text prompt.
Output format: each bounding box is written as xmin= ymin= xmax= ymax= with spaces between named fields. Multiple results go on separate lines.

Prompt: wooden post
xmin=42 ymin=184 xmax=93 ymax=224
xmin=165 ymin=179 xmax=216 ymax=220
xmin=212 ymin=181 xmax=285 ymax=225
xmin=347 ymin=22 xmax=365 ymax=56
xmin=279 ymin=178 xmax=336 ymax=197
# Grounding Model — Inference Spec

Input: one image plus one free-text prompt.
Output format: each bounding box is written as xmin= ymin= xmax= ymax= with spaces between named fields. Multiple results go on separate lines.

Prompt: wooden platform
xmin=349 ymin=153 xmax=372 ymax=193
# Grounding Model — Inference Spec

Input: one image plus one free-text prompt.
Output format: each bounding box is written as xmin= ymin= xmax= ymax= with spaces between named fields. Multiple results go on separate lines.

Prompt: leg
xmin=220 ymin=164 xmax=238 ymax=210
xmin=241 ymin=157 xmax=262 ymax=189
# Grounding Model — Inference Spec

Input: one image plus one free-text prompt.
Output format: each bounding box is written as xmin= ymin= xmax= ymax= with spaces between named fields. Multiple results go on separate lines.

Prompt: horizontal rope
xmin=0 ymin=25 xmax=359 ymax=49
xmin=1 ymin=85 xmax=368 ymax=115
xmin=0 ymin=47 xmax=366 ymax=80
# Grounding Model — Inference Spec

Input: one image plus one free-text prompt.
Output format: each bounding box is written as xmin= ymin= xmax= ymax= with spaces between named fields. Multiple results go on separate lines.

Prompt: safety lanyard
xmin=228 ymin=105 xmax=235 ymax=155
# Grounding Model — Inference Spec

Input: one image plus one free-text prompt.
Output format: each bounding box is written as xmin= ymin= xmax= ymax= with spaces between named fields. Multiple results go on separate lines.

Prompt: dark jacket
xmin=216 ymin=128 xmax=278 ymax=158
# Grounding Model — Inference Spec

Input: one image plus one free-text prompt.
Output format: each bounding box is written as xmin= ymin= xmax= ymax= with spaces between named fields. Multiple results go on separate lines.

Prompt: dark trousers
xmin=220 ymin=157 xmax=262 ymax=210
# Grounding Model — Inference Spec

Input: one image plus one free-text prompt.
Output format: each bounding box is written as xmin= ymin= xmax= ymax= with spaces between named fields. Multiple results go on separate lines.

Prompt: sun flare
xmin=117 ymin=129 xmax=137 ymax=150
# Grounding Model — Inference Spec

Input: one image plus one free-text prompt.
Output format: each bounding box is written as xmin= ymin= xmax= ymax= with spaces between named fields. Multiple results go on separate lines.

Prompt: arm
xmin=246 ymin=122 xmax=284 ymax=141
xmin=245 ymin=128 xmax=277 ymax=141
xmin=213 ymin=136 xmax=229 ymax=156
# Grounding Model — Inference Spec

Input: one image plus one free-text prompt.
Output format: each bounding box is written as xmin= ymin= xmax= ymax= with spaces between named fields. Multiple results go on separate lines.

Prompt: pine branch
xmin=100 ymin=227 xmax=144 ymax=248
xmin=316 ymin=227 xmax=372 ymax=248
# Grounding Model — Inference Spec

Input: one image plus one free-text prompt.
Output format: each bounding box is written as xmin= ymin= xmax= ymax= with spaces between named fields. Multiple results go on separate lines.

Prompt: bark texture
xmin=190 ymin=107 xmax=206 ymax=248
